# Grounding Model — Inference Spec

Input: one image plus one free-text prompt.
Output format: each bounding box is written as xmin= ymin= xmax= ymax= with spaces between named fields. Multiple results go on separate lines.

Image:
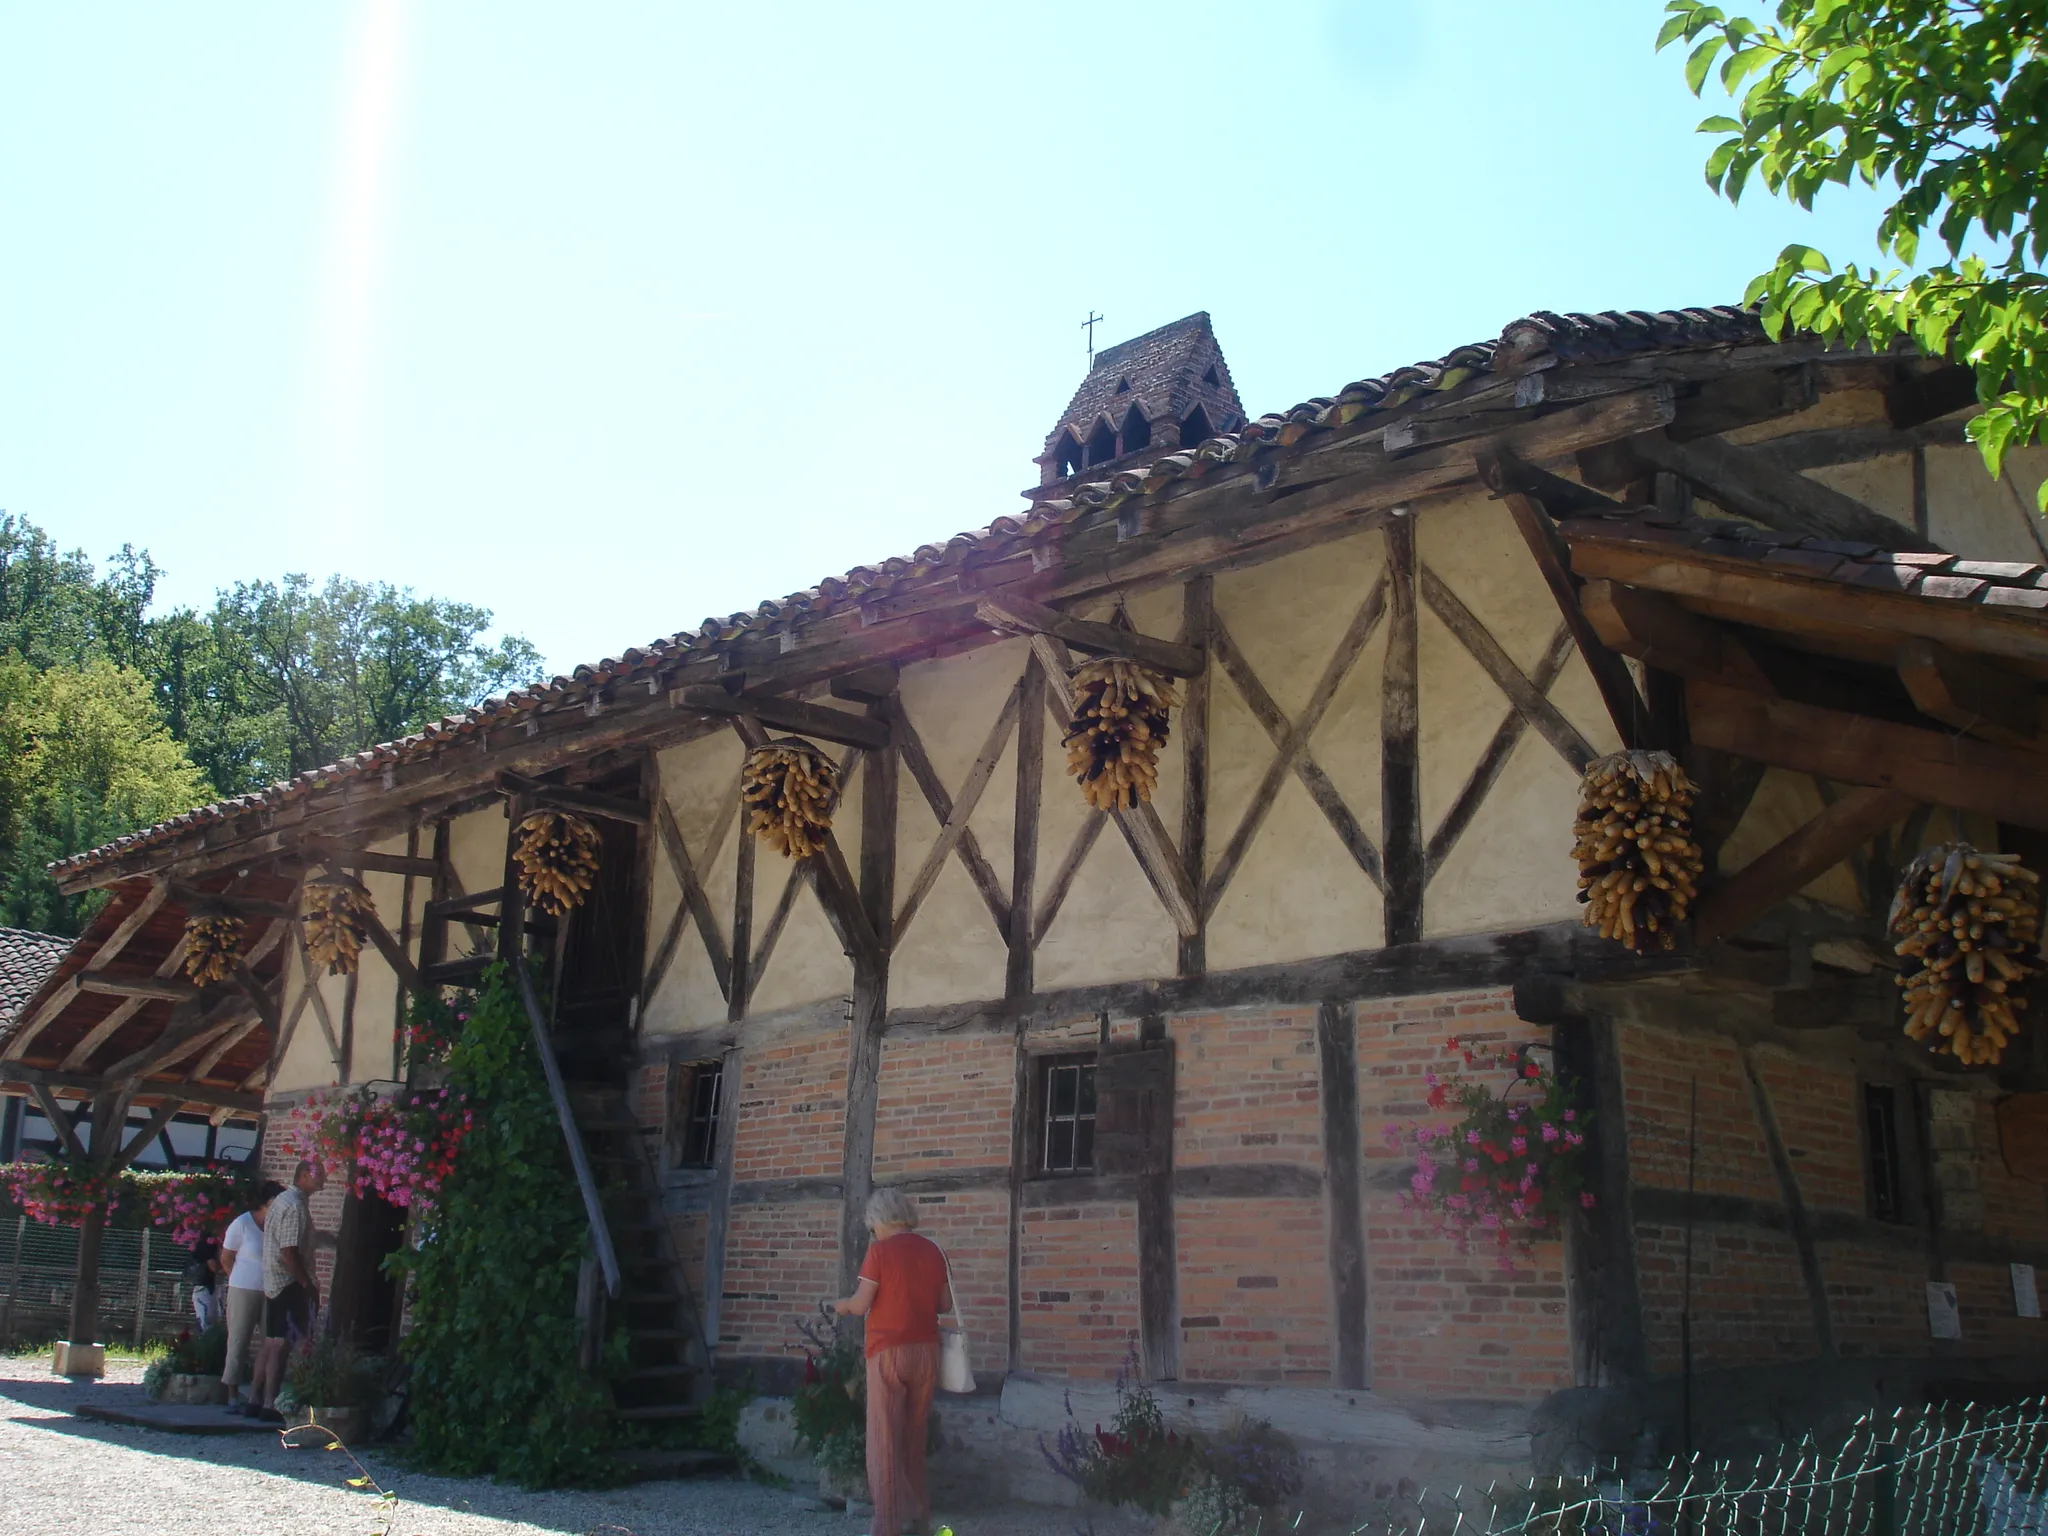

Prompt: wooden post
xmin=133 ymin=1228 xmax=150 ymax=1347
xmin=700 ymin=1044 xmax=744 ymax=1351
xmin=729 ymin=820 xmax=755 ymax=1024
xmin=1317 ymin=1001 xmax=1369 ymax=1388
xmin=1178 ymin=576 xmax=1212 ymax=977
xmin=1127 ymin=1022 xmax=1179 ymax=1381
xmin=391 ymin=823 xmax=419 ymax=1081
xmin=839 ymin=711 xmax=897 ymax=1292
xmin=1005 ymin=657 xmax=1045 ymax=1374
xmin=65 ymin=1091 xmax=119 ymax=1349
xmin=3 ymin=1214 xmax=23 ymax=1348
xmin=1381 ymin=511 xmax=1424 ymax=946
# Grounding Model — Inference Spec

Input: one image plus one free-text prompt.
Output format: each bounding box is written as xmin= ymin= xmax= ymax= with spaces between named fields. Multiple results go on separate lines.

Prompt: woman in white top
xmin=218 ymin=1183 xmax=281 ymax=1411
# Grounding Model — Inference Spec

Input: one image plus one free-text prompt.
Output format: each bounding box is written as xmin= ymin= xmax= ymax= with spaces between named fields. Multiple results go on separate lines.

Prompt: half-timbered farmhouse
xmin=7 ymin=307 xmax=2048 ymax=1494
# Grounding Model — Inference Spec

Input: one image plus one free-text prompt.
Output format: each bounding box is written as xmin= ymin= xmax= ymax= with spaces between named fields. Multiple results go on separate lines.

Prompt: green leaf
xmin=1655 ymin=12 xmax=1695 ymax=50
xmin=1685 ymin=34 xmax=1726 ymax=94
xmin=1696 ymin=114 xmax=1743 ymax=133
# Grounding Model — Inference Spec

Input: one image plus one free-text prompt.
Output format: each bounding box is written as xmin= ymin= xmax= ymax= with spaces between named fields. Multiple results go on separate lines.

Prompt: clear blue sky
xmin=0 ymin=2 xmax=1886 ymax=677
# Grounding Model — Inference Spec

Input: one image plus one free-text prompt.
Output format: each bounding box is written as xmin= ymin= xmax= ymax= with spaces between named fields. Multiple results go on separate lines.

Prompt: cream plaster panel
xmin=1416 ymin=604 xmax=1522 ymax=841
xmin=1296 ymin=624 xmax=1387 ymax=851
xmin=1418 ymin=495 xmax=1568 ymax=674
xmin=1545 ymin=649 xmax=1625 ymax=762
xmin=1206 ymin=773 xmax=1383 ymax=970
xmin=274 ymin=955 xmax=348 ymax=1093
xmin=658 ymin=734 xmax=746 ymax=856
xmin=746 ymin=875 xmax=853 ymax=1014
xmin=1424 ymin=727 xmax=1586 ymax=938
xmin=1807 ymin=455 xmax=1916 ymax=531
xmin=1926 ymin=447 xmax=2048 ymax=562
xmin=888 ymin=854 xmax=1009 ymax=1009
xmin=1033 ymin=817 xmax=1179 ymax=991
xmin=644 ymin=732 xmax=746 ymax=1037
xmin=893 ymin=638 xmax=1031 ymax=895
xmin=446 ymin=807 xmax=507 ymax=909
xmin=341 ymin=837 xmax=408 ymax=1084
xmin=1719 ymin=769 xmax=1864 ymax=915
xmin=1212 ymin=529 xmax=1387 ymax=722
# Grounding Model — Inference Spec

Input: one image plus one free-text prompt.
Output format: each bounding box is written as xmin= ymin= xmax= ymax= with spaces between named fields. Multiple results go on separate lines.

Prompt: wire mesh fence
xmin=0 ymin=1215 xmax=199 ymax=1347
xmin=1370 ymin=1398 xmax=2048 ymax=1536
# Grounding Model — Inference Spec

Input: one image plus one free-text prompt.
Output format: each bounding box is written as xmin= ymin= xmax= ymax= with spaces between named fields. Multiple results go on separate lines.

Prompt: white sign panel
xmin=2014 ymin=1264 xmax=2041 ymax=1319
xmin=1928 ymin=1280 xmax=1963 ymax=1339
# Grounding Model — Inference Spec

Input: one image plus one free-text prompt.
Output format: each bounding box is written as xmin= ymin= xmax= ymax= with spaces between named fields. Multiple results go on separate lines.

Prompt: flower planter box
xmin=286 ymin=1406 xmax=368 ymax=1448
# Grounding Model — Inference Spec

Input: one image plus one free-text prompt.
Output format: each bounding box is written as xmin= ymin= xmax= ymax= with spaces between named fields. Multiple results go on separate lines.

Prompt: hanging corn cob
xmin=1063 ymin=657 xmax=1180 ymax=812
xmin=1889 ymin=843 xmax=2040 ymax=1066
xmin=183 ymin=911 xmax=246 ymax=987
xmin=302 ymin=879 xmax=371 ymax=975
xmin=742 ymin=740 xmax=840 ymax=859
xmin=513 ymin=810 xmax=602 ymax=915
xmin=1572 ymin=750 xmax=1703 ymax=952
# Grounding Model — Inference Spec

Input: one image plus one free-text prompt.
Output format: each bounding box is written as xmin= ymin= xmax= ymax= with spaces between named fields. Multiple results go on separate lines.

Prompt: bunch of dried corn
xmin=1572 ymin=750 xmax=1702 ymax=952
xmin=743 ymin=740 xmax=840 ymax=859
xmin=514 ymin=810 xmax=602 ymax=915
xmin=1063 ymin=658 xmax=1180 ymax=812
xmin=302 ymin=880 xmax=370 ymax=975
xmin=1889 ymin=843 xmax=2040 ymax=1066
xmin=183 ymin=912 xmax=246 ymax=987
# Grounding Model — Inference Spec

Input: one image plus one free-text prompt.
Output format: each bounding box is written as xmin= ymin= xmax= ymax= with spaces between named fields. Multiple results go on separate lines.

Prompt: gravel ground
xmin=0 ymin=1357 xmax=1136 ymax=1536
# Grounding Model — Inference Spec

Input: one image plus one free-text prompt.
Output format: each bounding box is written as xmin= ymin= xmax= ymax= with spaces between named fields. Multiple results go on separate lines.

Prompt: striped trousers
xmin=864 ymin=1341 xmax=939 ymax=1536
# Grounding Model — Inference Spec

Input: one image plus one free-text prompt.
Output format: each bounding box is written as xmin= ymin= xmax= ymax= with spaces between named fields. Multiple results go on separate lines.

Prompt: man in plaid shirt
xmin=248 ymin=1159 xmax=326 ymax=1422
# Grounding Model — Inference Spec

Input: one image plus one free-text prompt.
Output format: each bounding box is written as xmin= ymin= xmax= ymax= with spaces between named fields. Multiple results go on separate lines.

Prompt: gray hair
xmin=864 ymin=1187 xmax=918 ymax=1231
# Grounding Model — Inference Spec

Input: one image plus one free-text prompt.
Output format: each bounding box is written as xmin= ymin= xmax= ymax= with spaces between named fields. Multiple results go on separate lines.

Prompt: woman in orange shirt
xmin=832 ymin=1187 xmax=953 ymax=1536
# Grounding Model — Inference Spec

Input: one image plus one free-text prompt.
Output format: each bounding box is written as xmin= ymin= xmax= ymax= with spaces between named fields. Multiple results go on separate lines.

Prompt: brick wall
xmin=732 ymin=1031 xmax=847 ymax=1183
xmin=1356 ymin=988 xmax=1574 ymax=1400
xmin=1018 ymin=1203 xmax=1140 ymax=1377
xmin=1636 ymin=1223 xmax=1818 ymax=1371
xmin=1176 ymin=1197 xmax=1329 ymax=1382
xmin=872 ymin=1033 xmax=1012 ymax=1179
xmin=1824 ymin=1241 xmax=1930 ymax=1358
xmin=629 ymin=1061 xmax=666 ymax=1138
xmin=1619 ymin=1025 xmax=1779 ymax=1203
xmin=1754 ymin=1051 xmax=1861 ymax=1215
xmin=718 ymin=1201 xmax=840 ymax=1356
xmin=908 ymin=1188 xmax=1009 ymax=1377
xmin=260 ymin=1101 xmax=346 ymax=1297
xmin=1173 ymin=1008 xmax=1323 ymax=1170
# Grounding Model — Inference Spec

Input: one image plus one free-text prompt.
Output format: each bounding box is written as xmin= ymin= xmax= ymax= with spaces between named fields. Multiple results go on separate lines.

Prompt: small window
xmin=1865 ymin=1084 xmax=1905 ymax=1223
xmin=1202 ymin=364 xmax=1220 ymax=387
xmin=1054 ymin=430 xmax=1083 ymax=478
xmin=1086 ymin=420 xmax=1119 ymax=468
xmin=670 ymin=1059 xmax=726 ymax=1169
xmin=1121 ymin=405 xmax=1151 ymax=455
xmin=1180 ymin=405 xmax=1212 ymax=447
xmin=1114 ymin=377 xmax=1131 ymax=394
xmin=1039 ymin=1054 xmax=1097 ymax=1174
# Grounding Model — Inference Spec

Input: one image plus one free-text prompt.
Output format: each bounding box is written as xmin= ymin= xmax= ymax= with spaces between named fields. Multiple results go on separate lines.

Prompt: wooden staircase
xmin=563 ymin=1080 xmax=726 ymax=1470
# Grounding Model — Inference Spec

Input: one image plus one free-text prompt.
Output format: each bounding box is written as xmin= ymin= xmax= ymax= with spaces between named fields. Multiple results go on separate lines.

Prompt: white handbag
xmin=936 ymin=1246 xmax=975 ymax=1394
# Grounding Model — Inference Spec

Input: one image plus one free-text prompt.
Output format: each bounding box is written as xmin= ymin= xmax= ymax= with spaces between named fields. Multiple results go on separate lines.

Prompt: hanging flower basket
xmin=1064 ymin=659 xmax=1179 ymax=811
xmin=144 ymin=1163 xmax=260 ymax=1249
xmin=1572 ymin=750 xmax=1701 ymax=951
xmin=513 ymin=809 xmax=602 ymax=915
xmin=302 ymin=879 xmax=372 ymax=975
xmin=287 ymin=1085 xmax=473 ymax=1212
xmin=1386 ymin=1037 xmax=1592 ymax=1270
xmin=183 ymin=910 xmax=246 ymax=986
xmin=0 ymin=1158 xmax=125 ymax=1226
xmin=1890 ymin=842 xmax=2041 ymax=1066
xmin=743 ymin=740 xmax=840 ymax=859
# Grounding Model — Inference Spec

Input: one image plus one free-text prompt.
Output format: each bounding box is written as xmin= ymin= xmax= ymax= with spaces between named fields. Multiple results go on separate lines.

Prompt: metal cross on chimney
xmin=1082 ymin=311 xmax=1103 ymax=367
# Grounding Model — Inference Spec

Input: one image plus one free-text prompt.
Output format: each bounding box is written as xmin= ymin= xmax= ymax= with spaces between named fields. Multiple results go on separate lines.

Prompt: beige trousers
xmin=221 ymin=1286 xmax=264 ymax=1388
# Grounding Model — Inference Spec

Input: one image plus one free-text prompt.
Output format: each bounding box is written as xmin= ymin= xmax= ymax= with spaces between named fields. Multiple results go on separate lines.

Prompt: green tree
xmin=0 ymin=657 xmax=211 ymax=932
xmin=0 ymin=515 xmax=160 ymax=671
xmin=1661 ymin=1 xmax=2048 ymax=502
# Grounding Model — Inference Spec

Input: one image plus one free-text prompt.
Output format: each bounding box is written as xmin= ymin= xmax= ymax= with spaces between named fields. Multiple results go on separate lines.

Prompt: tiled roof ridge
xmin=51 ymin=303 xmax=1771 ymax=881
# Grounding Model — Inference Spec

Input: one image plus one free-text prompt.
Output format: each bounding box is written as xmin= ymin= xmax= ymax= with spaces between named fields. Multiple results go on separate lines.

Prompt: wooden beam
xmin=972 ymin=592 xmax=1205 ymax=678
xmin=27 ymin=1080 xmax=86 ymax=1158
xmin=828 ymin=664 xmax=900 ymax=704
xmin=110 ymin=1099 xmax=184 ymax=1175
xmin=1628 ymin=429 xmax=1938 ymax=552
xmin=885 ymin=700 xmax=1010 ymax=938
xmin=676 ymin=685 xmax=891 ymax=750
xmin=306 ymin=844 xmax=442 ymax=880
xmin=77 ymin=975 xmax=197 ymax=1004
xmin=1382 ymin=512 xmax=1424 ymax=947
xmin=6 ymin=881 xmax=174 ymax=1062
xmin=1009 ymin=656 xmax=1045 ymax=1001
xmin=423 ymin=887 xmax=504 ymax=921
xmin=1029 ymin=634 xmax=1200 ymax=939
xmin=1177 ymin=576 xmax=1212 ymax=977
xmin=1318 ymin=1001 xmax=1369 ymax=1388
xmin=1427 ymin=626 xmax=1577 ymax=879
xmin=891 ymin=680 xmax=1020 ymax=947
xmin=1579 ymin=579 xmax=1776 ymax=693
xmin=1686 ymin=679 xmax=2048 ymax=831
xmin=1692 ymin=786 xmax=1919 ymax=943
xmin=726 ymin=717 xmax=881 ymax=963
xmin=1479 ymin=451 xmax=1658 ymax=751
xmin=1667 ymin=364 xmax=1816 ymax=443
xmin=497 ymin=772 xmax=650 ymax=827
xmin=169 ymin=883 xmax=293 ymax=919
xmin=1421 ymin=563 xmax=1595 ymax=770
xmin=1897 ymin=638 xmax=2041 ymax=747
xmin=1886 ymin=365 xmax=1978 ymax=431
xmin=1383 ymin=381 xmax=1675 ymax=457
xmin=0 ymin=1060 xmax=262 ymax=1115
xmin=293 ymin=927 xmax=346 ymax=1073
xmin=654 ymin=796 xmax=733 ymax=1003
xmin=841 ymin=695 xmax=897 ymax=1294
xmin=1033 ymin=811 xmax=1105 ymax=944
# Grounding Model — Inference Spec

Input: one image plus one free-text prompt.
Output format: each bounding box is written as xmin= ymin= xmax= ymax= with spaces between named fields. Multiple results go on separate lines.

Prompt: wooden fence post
xmin=2 ymin=1215 xmax=22 ymax=1347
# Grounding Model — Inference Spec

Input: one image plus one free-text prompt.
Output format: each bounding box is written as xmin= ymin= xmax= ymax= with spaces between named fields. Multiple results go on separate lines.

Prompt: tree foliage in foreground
xmin=1661 ymin=1 xmax=2048 ymax=503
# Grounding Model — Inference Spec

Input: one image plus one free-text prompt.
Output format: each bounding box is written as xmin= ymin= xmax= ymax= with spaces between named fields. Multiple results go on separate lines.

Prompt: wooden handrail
xmin=510 ymin=955 xmax=621 ymax=1299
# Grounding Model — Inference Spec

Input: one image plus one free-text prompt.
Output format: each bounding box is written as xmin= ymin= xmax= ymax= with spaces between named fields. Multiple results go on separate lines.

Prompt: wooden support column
xmin=1739 ymin=1042 xmax=1836 ymax=1357
xmin=65 ymin=1091 xmax=121 ymax=1348
xmin=1178 ymin=576 xmax=1212 ymax=977
xmin=700 ymin=1042 xmax=745 ymax=1352
xmin=839 ymin=704 xmax=897 ymax=1292
xmin=1006 ymin=656 xmax=1045 ymax=1373
xmin=1317 ymin=1000 xmax=1369 ymax=1388
xmin=1131 ymin=1021 xmax=1179 ymax=1380
xmin=391 ymin=824 xmax=420 ymax=1080
xmin=1381 ymin=511 xmax=1424 ymax=946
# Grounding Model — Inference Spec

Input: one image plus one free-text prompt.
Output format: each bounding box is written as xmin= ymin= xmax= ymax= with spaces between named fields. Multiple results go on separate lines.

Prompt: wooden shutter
xmin=1094 ymin=1039 xmax=1174 ymax=1176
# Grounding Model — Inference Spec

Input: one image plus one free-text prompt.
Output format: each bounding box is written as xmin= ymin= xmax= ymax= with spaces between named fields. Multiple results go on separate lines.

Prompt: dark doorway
xmin=328 ymin=1191 xmax=407 ymax=1352
xmin=553 ymin=796 xmax=643 ymax=1039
